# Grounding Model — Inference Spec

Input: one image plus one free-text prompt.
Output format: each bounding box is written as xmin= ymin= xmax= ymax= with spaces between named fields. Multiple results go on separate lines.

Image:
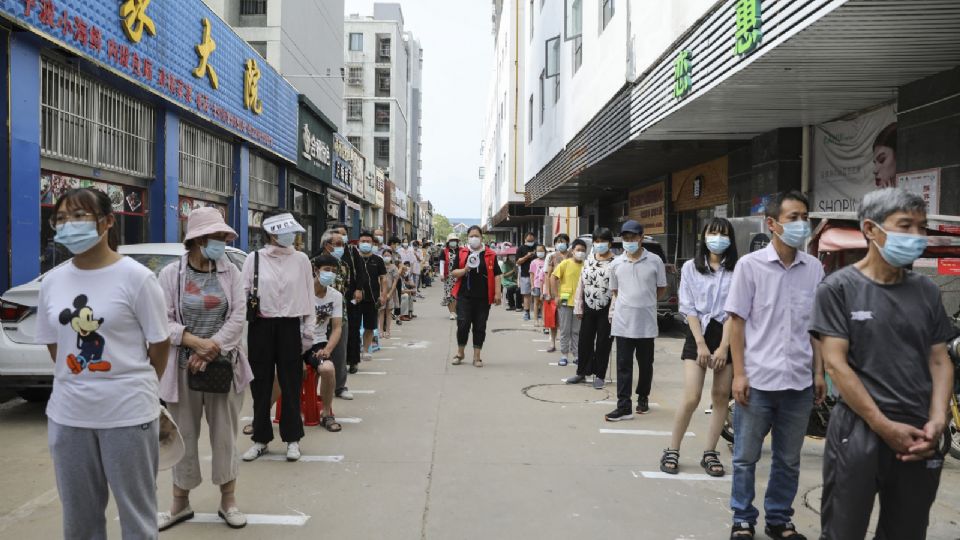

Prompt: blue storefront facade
xmin=0 ymin=0 xmax=299 ymax=288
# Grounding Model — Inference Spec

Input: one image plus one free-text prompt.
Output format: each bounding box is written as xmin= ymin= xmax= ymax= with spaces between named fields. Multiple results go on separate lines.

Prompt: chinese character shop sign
xmin=733 ymin=0 xmax=762 ymax=57
xmin=673 ymin=50 xmax=692 ymax=100
xmin=4 ymin=0 xmax=297 ymax=162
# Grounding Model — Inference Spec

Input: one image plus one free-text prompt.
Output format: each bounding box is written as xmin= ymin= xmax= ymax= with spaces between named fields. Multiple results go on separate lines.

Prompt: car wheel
xmin=16 ymin=388 xmax=52 ymax=403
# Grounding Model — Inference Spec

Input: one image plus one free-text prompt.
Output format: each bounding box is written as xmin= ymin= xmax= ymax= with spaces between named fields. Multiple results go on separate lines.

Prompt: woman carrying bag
xmin=157 ymin=207 xmax=253 ymax=530
xmin=440 ymin=233 xmax=460 ymax=320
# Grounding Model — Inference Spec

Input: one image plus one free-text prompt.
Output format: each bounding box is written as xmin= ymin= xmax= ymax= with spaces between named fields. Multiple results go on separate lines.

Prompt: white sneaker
xmin=449 ymin=313 xmax=456 ymax=320
xmin=338 ymin=390 xmax=354 ymax=400
xmin=241 ymin=443 xmax=268 ymax=462
xmin=286 ymin=442 xmax=301 ymax=462
xmin=361 ymin=353 xmax=373 ymax=361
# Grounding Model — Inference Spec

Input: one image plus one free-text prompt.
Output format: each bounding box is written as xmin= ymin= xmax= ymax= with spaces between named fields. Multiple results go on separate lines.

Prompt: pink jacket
xmin=241 ymin=245 xmax=316 ymax=353
xmin=157 ymin=254 xmax=254 ymax=403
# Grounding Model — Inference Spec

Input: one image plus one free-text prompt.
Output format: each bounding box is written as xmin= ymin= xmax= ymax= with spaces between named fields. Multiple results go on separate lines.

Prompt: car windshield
xmin=126 ymin=254 xmax=180 ymax=276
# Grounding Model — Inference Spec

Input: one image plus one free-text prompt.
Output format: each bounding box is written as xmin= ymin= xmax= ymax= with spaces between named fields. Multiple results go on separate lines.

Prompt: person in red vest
xmin=450 ymin=225 xmax=502 ymax=367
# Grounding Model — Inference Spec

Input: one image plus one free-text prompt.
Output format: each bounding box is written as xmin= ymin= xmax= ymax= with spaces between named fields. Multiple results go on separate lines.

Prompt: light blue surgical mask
xmin=375 ymin=235 xmax=384 ymax=244
xmin=358 ymin=242 xmax=374 ymax=254
xmin=201 ymin=239 xmax=226 ymax=261
xmin=705 ymin=235 xmax=730 ymax=255
xmin=54 ymin=221 xmax=103 ymax=255
xmin=276 ymin=232 xmax=296 ymax=247
xmin=593 ymin=242 xmax=610 ymax=255
xmin=332 ymin=246 xmax=345 ymax=259
xmin=317 ymin=270 xmax=336 ymax=287
xmin=555 ymin=242 xmax=568 ymax=252
xmin=536 ymin=251 xmax=546 ymax=259
xmin=775 ymin=220 xmax=810 ymax=249
xmin=870 ymin=221 xmax=928 ymax=267
xmin=623 ymin=241 xmax=640 ymax=254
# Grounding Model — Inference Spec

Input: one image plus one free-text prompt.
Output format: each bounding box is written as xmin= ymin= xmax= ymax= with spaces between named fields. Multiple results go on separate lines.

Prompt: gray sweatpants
xmin=557 ymin=304 xmax=581 ymax=358
xmin=333 ymin=316 xmax=348 ymax=393
xmin=48 ymin=419 xmax=159 ymax=540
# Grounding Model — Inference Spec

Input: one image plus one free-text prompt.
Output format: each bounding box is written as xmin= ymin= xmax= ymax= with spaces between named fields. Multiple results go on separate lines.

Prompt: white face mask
xmin=468 ymin=236 xmax=482 ymax=249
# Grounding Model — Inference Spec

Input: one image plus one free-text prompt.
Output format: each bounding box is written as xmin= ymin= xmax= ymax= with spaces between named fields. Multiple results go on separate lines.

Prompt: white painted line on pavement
xmin=156 ymin=513 xmax=311 ymax=526
xmin=599 ymin=429 xmax=694 ymax=437
xmin=372 ymin=357 xmax=394 ymax=361
xmin=0 ymin=488 xmax=59 ymax=533
xmin=595 ymin=400 xmax=661 ymax=408
xmin=337 ymin=417 xmax=362 ymax=424
xmin=640 ymin=471 xmax=730 ymax=482
xmin=377 ymin=346 xmax=397 ymax=349
xmin=0 ymin=397 xmax=27 ymax=411
xmin=350 ymin=390 xmax=376 ymax=394
xmin=247 ymin=454 xmax=344 ymax=463
xmin=355 ymin=371 xmax=387 ymax=375
xmin=532 ymin=339 xmax=551 ymax=343
xmin=537 ymin=349 xmax=550 ymax=352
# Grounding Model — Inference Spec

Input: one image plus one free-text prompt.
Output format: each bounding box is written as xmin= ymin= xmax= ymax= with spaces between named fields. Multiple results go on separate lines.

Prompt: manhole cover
xmin=490 ymin=328 xmax=541 ymax=333
xmin=522 ymin=383 xmax=611 ymax=404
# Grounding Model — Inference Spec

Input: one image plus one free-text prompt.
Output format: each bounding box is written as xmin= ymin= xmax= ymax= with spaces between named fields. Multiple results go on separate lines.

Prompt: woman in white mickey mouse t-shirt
xmin=35 ymin=188 xmax=171 ymax=540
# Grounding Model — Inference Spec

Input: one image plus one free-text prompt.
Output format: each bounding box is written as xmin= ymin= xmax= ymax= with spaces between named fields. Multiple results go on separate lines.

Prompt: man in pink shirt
xmin=724 ymin=192 xmax=825 ymax=540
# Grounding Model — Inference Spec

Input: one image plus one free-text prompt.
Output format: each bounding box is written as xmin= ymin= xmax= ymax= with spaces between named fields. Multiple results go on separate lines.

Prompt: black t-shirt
xmin=458 ymin=249 xmax=503 ymax=300
xmin=517 ymin=244 xmax=536 ymax=277
xmin=356 ymin=253 xmax=387 ymax=303
xmin=810 ymin=266 xmax=958 ymax=427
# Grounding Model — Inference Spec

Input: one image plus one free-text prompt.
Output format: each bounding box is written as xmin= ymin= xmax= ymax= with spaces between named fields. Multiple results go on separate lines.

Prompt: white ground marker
xmin=337 ymin=417 xmax=363 ymax=424
xmin=354 ymin=371 xmax=387 ymax=375
xmin=160 ymin=513 xmax=311 ymax=526
xmin=372 ymin=357 xmax=394 ymax=361
xmin=640 ymin=471 xmax=730 ymax=482
xmin=599 ymin=429 xmax=695 ymax=437
xmin=350 ymin=389 xmax=377 ymax=394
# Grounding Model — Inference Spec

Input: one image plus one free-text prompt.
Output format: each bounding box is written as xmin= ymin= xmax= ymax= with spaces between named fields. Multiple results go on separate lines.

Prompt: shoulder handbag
xmin=177 ymin=259 xmax=233 ymax=394
xmin=246 ymin=251 xmax=260 ymax=322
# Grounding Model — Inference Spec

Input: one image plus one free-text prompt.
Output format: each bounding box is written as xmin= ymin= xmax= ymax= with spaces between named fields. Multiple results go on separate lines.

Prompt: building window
xmin=564 ymin=0 xmax=582 ymax=41
xmin=377 ymin=36 xmax=391 ymax=62
xmin=374 ymin=137 xmax=390 ymax=167
xmin=554 ymin=74 xmax=560 ymax=104
xmin=347 ymin=136 xmax=362 ymax=149
xmin=248 ymin=41 xmax=267 ymax=59
xmin=539 ymin=70 xmax=545 ymax=125
xmin=346 ymin=99 xmax=363 ymax=121
xmin=529 ymin=0 xmax=534 ymax=41
xmin=349 ymin=33 xmax=363 ymax=52
xmin=41 ymin=57 xmax=155 ymax=177
xmin=545 ymin=35 xmax=560 ymax=78
xmin=248 ymin=152 xmax=279 ymax=207
xmin=179 ymin=122 xmax=233 ymax=196
xmin=347 ymin=66 xmax=363 ymax=85
xmin=528 ymin=95 xmax=533 ymax=142
xmin=240 ymin=0 xmax=267 ymax=16
xmin=375 ymin=68 xmax=391 ymax=97
xmin=375 ymin=103 xmax=390 ymax=131
xmin=601 ymin=0 xmax=615 ymax=30
xmin=573 ymin=37 xmax=583 ymax=73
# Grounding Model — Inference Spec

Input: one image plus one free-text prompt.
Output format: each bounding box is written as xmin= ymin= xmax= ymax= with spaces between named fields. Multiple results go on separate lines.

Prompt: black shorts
xmin=681 ymin=319 xmax=725 ymax=360
xmin=351 ymin=301 xmax=379 ymax=331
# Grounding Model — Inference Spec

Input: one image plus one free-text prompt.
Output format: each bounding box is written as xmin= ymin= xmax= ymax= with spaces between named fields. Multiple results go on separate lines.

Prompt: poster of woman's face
xmin=872 ymin=122 xmax=897 ymax=189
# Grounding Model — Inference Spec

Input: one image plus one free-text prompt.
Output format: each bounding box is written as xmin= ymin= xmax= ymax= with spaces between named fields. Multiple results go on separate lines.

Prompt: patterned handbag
xmin=187 ymin=355 xmax=234 ymax=394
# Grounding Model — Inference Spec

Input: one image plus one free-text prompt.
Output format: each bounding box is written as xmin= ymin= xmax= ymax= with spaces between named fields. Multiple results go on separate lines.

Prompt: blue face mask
xmin=623 ymin=241 xmax=640 ymax=254
xmin=555 ymin=242 xmax=568 ymax=252
xmin=358 ymin=242 xmax=374 ymax=254
xmin=705 ymin=235 xmax=730 ymax=255
xmin=317 ymin=270 xmax=336 ymax=287
xmin=775 ymin=220 xmax=811 ymax=249
xmin=276 ymin=232 xmax=296 ymax=247
xmin=201 ymin=239 xmax=226 ymax=261
xmin=871 ymin=222 xmax=928 ymax=267
xmin=332 ymin=246 xmax=345 ymax=259
xmin=593 ymin=242 xmax=610 ymax=255
xmin=536 ymin=251 xmax=545 ymax=259
xmin=55 ymin=220 xmax=103 ymax=255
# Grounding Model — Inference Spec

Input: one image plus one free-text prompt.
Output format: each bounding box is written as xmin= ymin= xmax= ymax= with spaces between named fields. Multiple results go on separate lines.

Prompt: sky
xmin=345 ymin=0 xmax=490 ymax=220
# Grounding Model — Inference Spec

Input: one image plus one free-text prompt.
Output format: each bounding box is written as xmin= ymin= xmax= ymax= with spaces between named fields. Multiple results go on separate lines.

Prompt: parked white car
xmin=0 ymin=243 xmax=248 ymax=402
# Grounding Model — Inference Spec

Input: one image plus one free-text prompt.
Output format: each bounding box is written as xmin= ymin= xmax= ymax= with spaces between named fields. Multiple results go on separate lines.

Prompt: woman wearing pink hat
xmin=157 ymin=207 xmax=253 ymax=530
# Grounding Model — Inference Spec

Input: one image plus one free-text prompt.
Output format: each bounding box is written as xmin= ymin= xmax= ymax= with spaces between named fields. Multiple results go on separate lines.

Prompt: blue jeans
xmin=731 ymin=386 xmax=813 ymax=527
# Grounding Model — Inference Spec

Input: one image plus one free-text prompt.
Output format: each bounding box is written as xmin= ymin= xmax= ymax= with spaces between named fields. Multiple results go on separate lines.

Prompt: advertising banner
xmin=0 ymin=0 xmax=298 ymax=161
xmin=896 ymin=168 xmax=940 ymax=214
xmin=628 ymin=182 xmax=666 ymax=235
xmin=41 ymin=171 xmax=146 ymax=216
xmin=812 ymin=104 xmax=897 ymax=213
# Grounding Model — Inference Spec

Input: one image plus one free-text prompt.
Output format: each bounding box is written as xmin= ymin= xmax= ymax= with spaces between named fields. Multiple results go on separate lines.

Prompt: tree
xmin=433 ymin=213 xmax=454 ymax=244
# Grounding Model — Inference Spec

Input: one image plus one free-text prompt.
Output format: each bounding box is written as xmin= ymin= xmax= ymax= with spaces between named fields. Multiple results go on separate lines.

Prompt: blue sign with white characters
xmin=0 ymin=0 xmax=298 ymax=162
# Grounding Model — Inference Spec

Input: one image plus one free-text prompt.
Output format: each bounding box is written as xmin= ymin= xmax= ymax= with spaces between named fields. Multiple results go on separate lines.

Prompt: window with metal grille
xmin=249 ymin=41 xmax=267 ymax=59
xmin=377 ymin=37 xmax=391 ymax=61
xmin=240 ymin=0 xmax=267 ymax=16
xmin=602 ymin=0 xmax=615 ymax=30
xmin=376 ymin=69 xmax=391 ymax=96
xmin=347 ymin=66 xmax=363 ymax=85
xmin=41 ymin=58 xmax=155 ymax=177
xmin=347 ymin=136 xmax=362 ymax=150
xmin=347 ymin=99 xmax=363 ymax=120
xmin=573 ymin=37 xmax=583 ymax=73
xmin=375 ymin=103 xmax=390 ymax=131
xmin=248 ymin=152 xmax=279 ymax=206
xmin=178 ymin=122 xmax=233 ymax=196
xmin=374 ymin=137 xmax=390 ymax=167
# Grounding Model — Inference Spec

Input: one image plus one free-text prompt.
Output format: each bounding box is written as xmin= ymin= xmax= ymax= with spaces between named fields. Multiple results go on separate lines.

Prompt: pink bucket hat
xmin=184 ymin=207 xmax=237 ymax=242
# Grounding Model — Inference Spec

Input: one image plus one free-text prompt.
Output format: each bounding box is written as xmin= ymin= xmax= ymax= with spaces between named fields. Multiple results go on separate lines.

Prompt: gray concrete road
xmin=1 ymin=286 xmax=958 ymax=539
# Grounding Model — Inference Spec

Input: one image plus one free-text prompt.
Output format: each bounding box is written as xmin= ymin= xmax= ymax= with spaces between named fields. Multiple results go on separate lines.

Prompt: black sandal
xmin=700 ymin=450 xmax=725 ymax=477
xmin=764 ymin=523 xmax=805 ymax=540
xmin=320 ymin=416 xmax=342 ymax=432
xmin=659 ymin=449 xmax=679 ymax=474
xmin=730 ymin=522 xmax=755 ymax=539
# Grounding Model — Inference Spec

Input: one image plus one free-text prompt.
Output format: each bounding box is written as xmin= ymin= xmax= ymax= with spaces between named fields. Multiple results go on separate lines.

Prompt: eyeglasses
xmin=49 ymin=211 xmax=99 ymax=230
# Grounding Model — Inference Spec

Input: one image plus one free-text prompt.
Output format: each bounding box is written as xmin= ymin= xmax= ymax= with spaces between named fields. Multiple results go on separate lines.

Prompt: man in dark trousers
xmin=812 ymin=188 xmax=956 ymax=540
xmin=332 ymin=222 xmax=365 ymax=374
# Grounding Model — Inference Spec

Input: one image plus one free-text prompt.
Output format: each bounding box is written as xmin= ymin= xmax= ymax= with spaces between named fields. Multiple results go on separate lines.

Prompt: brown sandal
xmin=320 ymin=416 xmax=342 ymax=433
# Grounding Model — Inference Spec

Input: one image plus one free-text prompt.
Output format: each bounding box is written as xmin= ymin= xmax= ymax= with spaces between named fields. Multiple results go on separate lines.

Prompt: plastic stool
xmin=273 ymin=366 xmax=329 ymax=426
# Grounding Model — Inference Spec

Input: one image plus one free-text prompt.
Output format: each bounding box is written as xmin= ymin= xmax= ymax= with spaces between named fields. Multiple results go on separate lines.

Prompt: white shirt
xmin=609 ymin=251 xmax=666 ymax=339
xmin=678 ymin=258 xmax=731 ymax=331
xmin=35 ymin=257 xmax=170 ymax=429
xmin=313 ymin=287 xmax=343 ymax=345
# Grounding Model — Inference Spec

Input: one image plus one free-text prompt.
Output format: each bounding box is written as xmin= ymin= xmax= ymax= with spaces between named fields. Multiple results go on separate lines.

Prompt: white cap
xmin=262 ymin=213 xmax=305 ymax=235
